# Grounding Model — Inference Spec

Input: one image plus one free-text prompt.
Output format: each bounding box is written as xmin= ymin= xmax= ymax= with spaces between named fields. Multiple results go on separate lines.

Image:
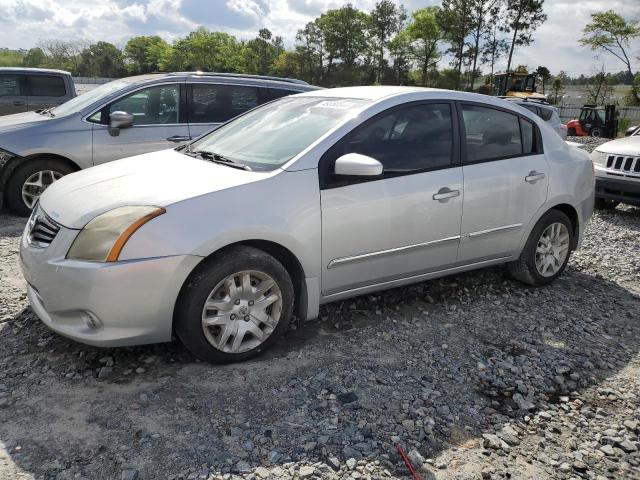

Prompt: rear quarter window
xmin=28 ymin=75 xmax=66 ymax=97
xmin=538 ymin=107 xmax=554 ymax=122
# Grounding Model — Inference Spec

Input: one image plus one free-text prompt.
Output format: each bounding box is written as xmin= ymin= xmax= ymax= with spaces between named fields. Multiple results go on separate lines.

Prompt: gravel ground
xmin=1 ymin=137 xmax=639 ymax=480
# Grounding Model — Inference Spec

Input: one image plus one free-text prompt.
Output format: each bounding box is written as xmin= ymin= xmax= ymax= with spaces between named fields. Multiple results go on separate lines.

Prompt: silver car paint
xmin=21 ymin=87 xmax=594 ymax=347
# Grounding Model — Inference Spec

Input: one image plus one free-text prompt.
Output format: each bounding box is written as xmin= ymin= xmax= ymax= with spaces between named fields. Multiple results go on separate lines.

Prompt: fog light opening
xmin=84 ymin=312 xmax=102 ymax=330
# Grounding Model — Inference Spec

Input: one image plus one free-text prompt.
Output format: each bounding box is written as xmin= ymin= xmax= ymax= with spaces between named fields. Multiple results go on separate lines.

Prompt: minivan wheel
xmin=507 ymin=210 xmax=574 ymax=286
xmin=175 ymin=246 xmax=294 ymax=364
xmin=594 ymin=198 xmax=619 ymax=210
xmin=6 ymin=158 xmax=73 ymax=216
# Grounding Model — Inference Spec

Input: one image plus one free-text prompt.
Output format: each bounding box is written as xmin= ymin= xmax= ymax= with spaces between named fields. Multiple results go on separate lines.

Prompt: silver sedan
xmin=20 ymin=86 xmax=594 ymax=363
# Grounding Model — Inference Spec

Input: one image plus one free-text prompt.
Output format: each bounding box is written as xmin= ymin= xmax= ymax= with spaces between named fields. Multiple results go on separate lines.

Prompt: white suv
xmin=591 ymin=130 xmax=640 ymax=209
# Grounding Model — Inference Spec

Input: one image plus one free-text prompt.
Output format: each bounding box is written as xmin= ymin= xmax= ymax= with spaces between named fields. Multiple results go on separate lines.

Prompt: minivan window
xmin=462 ymin=105 xmax=522 ymax=162
xmin=189 ymin=96 xmax=368 ymax=171
xmin=188 ymin=84 xmax=259 ymax=123
xmin=54 ymin=80 xmax=129 ymax=118
xmin=0 ymin=75 xmax=21 ymax=96
xmin=108 ymin=84 xmax=180 ymax=125
xmin=338 ymin=103 xmax=453 ymax=173
xmin=28 ymin=75 xmax=65 ymax=97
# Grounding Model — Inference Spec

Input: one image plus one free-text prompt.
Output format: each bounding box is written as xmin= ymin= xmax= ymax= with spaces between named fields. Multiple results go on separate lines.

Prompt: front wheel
xmin=6 ymin=158 xmax=73 ymax=216
xmin=508 ymin=210 xmax=574 ymax=286
xmin=590 ymin=127 xmax=603 ymax=138
xmin=175 ymin=246 xmax=294 ymax=364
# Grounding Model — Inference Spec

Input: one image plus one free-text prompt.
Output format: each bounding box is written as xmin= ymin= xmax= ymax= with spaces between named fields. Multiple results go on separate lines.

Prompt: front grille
xmin=28 ymin=208 xmax=60 ymax=248
xmin=606 ymin=154 xmax=640 ymax=176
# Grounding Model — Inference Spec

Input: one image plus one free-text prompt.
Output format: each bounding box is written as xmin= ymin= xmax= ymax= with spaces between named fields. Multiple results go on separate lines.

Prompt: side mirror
xmin=334 ymin=153 xmax=383 ymax=177
xmin=108 ymin=111 xmax=134 ymax=137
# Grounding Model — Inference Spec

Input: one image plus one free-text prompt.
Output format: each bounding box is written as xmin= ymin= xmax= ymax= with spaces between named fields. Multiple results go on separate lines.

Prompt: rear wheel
xmin=508 ymin=210 xmax=574 ymax=286
xmin=175 ymin=246 xmax=294 ymax=364
xmin=567 ymin=127 xmax=576 ymax=136
xmin=6 ymin=158 xmax=73 ymax=216
xmin=594 ymin=198 xmax=619 ymax=210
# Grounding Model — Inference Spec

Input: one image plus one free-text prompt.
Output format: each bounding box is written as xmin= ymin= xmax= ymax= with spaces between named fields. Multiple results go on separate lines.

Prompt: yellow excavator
xmin=494 ymin=68 xmax=547 ymax=100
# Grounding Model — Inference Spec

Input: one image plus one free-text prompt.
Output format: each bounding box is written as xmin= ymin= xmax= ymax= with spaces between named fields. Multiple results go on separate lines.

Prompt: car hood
xmin=595 ymin=136 xmax=640 ymax=156
xmin=40 ymin=149 xmax=272 ymax=229
xmin=0 ymin=111 xmax=51 ymax=133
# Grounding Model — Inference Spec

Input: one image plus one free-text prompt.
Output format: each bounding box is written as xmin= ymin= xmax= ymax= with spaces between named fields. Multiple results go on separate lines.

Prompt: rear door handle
xmin=433 ymin=187 xmax=460 ymax=202
xmin=166 ymin=135 xmax=191 ymax=143
xmin=525 ymin=171 xmax=546 ymax=183
xmin=13 ymin=100 xmax=25 ymax=106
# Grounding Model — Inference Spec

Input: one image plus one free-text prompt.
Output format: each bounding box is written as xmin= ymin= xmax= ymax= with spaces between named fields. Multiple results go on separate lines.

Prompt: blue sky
xmin=1 ymin=0 xmax=639 ymax=76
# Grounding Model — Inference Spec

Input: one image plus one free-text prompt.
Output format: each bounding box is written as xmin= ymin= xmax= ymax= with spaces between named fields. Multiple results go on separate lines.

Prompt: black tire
xmin=567 ymin=127 xmax=576 ymax=136
xmin=594 ymin=197 xmax=619 ymax=210
xmin=507 ymin=210 xmax=574 ymax=286
xmin=175 ymin=246 xmax=294 ymax=364
xmin=590 ymin=127 xmax=603 ymax=138
xmin=6 ymin=158 xmax=74 ymax=216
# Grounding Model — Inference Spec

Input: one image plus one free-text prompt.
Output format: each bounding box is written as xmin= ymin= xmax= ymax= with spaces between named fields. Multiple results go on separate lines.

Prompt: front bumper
xmin=20 ymin=222 xmax=202 ymax=347
xmin=595 ymin=174 xmax=640 ymax=206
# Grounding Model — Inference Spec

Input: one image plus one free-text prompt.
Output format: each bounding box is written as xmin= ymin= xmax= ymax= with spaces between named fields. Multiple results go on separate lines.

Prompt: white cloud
xmin=0 ymin=0 xmax=638 ymax=76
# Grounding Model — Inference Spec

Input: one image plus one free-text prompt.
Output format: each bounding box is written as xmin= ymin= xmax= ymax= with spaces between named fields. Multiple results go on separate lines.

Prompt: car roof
xmin=119 ymin=72 xmax=320 ymax=91
xmin=0 ymin=67 xmax=72 ymax=76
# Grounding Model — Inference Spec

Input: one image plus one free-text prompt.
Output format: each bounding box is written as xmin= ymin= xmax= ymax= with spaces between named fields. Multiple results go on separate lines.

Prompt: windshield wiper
xmin=187 ymin=150 xmax=252 ymax=171
xmin=37 ymin=108 xmax=55 ymax=117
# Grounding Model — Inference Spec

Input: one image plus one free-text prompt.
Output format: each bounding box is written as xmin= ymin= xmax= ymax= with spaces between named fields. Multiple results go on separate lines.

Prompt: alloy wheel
xmin=535 ymin=222 xmax=570 ymax=277
xmin=21 ymin=170 xmax=63 ymax=210
xmin=201 ymin=270 xmax=283 ymax=353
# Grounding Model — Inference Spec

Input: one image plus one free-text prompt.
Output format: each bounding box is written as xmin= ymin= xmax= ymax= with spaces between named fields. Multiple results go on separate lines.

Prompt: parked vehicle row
xmin=20 ymin=86 xmax=594 ymax=363
xmin=0 ymin=72 xmax=319 ymax=215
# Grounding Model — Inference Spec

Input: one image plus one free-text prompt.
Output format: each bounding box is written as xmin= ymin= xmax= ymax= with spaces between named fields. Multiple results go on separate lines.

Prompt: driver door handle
xmin=525 ymin=171 xmax=546 ymax=183
xmin=166 ymin=135 xmax=191 ymax=143
xmin=433 ymin=187 xmax=460 ymax=202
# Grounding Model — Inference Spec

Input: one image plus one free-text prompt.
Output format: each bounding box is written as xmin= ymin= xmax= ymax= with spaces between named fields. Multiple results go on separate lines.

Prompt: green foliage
xmin=581 ymin=11 xmax=640 ymax=105
xmin=22 ymin=48 xmax=46 ymax=68
xmin=406 ymin=7 xmax=442 ymax=86
xmin=78 ymin=42 xmax=126 ymax=77
xmin=0 ymin=49 xmax=25 ymax=67
xmin=124 ymin=36 xmax=170 ymax=74
xmin=502 ymin=0 xmax=547 ymax=72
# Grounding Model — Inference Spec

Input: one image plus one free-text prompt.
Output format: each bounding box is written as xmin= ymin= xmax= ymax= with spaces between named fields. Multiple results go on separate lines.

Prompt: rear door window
xmin=0 ymin=74 xmax=22 ymax=96
xmin=462 ymin=105 xmax=523 ymax=162
xmin=27 ymin=75 xmax=66 ymax=97
xmin=188 ymin=84 xmax=259 ymax=123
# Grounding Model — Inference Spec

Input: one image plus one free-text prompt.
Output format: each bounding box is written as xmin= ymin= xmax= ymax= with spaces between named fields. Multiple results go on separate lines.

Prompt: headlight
xmin=591 ymin=149 xmax=607 ymax=166
xmin=67 ymin=206 xmax=165 ymax=262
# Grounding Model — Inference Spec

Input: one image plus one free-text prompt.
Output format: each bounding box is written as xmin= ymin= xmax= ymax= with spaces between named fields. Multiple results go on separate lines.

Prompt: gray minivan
xmin=0 ymin=68 xmax=76 ymax=116
xmin=0 ymin=72 xmax=319 ymax=215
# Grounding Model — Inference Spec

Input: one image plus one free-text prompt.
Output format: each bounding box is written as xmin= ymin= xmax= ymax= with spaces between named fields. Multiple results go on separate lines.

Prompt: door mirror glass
xmin=109 ymin=111 xmax=134 ymax=136
xmin=334 ymin=153 xmax=383 ymax=177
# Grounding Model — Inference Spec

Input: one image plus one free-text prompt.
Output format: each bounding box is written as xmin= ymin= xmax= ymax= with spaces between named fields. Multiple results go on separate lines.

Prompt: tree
xmin=481 ymin=23 xmax=509 ymax=83
xmin=78 ymin=42 xmax=126 ymax=77
xmin=585 ymin=67 xmax=613 ymax=104
xmin=388 ymin=30 xmax=412 ymax=85
xmin=296 ymin=21 xmax=326 ymax=84
xmin=580 ymin=10 xmax=640 ymax=105
xmin=535 ymin=65 xmax=550 ymax=93
xmin=38 ymin=40 xmax=88 ymax=74
xmin=124 ymin=36 xmax=170 ymax=74
xmin=317 ymin=4 xmax=369 ymax=83
xmin=550 ymin=75 xmax=564 ymax=104
xmin=502 ymin=0 xmax=547 ymax=73
xmin=163 ymin=27 xmax=238 ymax=72
xmin=22 ymin=48 xmax=46 ymax=68
xmin=406 ymin=7 xmax=442 ymax=86
xmin=467 ymin=0 xmax=502 ymax=90
xmin=437 ymin=0 xmax=473 ymax=89
xmin=369 ymin=1 xmax=406 ymax=83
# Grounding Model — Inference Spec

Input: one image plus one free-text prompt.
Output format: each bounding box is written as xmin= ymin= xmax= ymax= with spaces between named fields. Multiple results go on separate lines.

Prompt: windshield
xmin=188 ymin=96 xmax=368 ymax=171
xmin=52 ymin=80 xmax=129 ymax=117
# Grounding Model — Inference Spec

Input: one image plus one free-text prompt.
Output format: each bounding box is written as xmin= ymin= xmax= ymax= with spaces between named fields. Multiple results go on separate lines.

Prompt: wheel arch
xmin=173 ymin=239 xmax=309 ymax=333
xmin=1 ymin=153 xmax=81 ymax=203
xmin=549 ymin=203 xmax=579 ymax=250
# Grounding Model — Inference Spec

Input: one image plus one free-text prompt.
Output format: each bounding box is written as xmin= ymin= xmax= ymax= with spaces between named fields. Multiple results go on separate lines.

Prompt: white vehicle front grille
xmin=606 ymin=154 xmax=640 ymax=177
xmin=27 ymin=207 xmax=60 ymax=248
